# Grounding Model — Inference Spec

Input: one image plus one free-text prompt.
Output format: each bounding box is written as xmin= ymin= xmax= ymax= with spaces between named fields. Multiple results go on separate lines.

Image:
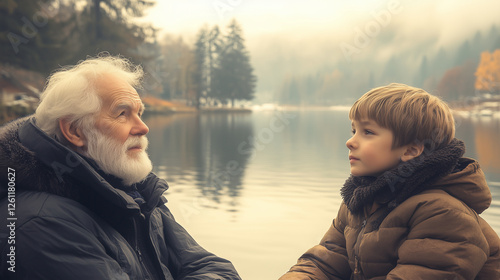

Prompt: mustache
xmin=125 ymin=135 xmax=149 ymax=150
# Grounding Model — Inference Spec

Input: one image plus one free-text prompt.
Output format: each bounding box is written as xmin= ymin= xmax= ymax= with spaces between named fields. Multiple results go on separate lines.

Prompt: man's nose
xmin=132 ymin=117 xmax=149 ymax=136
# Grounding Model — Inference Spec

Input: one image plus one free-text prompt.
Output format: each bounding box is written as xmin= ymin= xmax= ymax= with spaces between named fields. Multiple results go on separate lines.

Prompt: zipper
xmin=133 ymin=216 xmax=154 ymax=280
xmin=353 ymin=218 xmax=367 ymax=277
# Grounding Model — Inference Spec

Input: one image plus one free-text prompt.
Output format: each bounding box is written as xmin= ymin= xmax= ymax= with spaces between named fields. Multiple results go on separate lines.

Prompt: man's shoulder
xmin=0 ymin=116 xmax=31 ymax=137
xmin=0 ymin=191 xmax=97 ymax=230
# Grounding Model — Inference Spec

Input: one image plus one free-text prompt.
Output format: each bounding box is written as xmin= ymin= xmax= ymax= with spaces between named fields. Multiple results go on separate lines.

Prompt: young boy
xmin=280 ymin=83 xmax=500 ymax=279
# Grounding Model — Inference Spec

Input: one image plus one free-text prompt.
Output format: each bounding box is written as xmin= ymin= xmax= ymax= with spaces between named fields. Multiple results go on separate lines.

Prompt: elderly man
xmin=0 ymin=56 xmax=241 ymax=279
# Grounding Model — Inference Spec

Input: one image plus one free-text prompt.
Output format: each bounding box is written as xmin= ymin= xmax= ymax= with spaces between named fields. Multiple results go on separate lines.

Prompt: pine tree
xmin=0 ymin=0 xmax=78 ymax=74
xmin=206 ymin=25 xmax=223 ymax=105
xmin=69 ymin=0 xmax=156 ymax=64
xmin=193 ymin=27 xmax=208 ymax=108
xmin=413 ymin=55 xmax=428 ymax=88
xmin=211 ymin=19 xmax=256 ymax=107
xmin=0 ymin=0 xmax=155 ymax=75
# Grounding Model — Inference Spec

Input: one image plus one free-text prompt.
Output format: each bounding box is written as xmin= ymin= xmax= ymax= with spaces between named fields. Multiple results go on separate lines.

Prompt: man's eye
xmin=119 ymin=111 xmax=126 ymax=116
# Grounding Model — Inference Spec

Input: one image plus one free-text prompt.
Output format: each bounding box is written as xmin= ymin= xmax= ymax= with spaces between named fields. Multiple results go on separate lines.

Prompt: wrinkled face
xmin=83 ymin=74 xmax=152 ymax=185
xmin=346 ymin=119 xmax=407 ymax=177
xmin=94 ymin=74 xmax=149 ymax=151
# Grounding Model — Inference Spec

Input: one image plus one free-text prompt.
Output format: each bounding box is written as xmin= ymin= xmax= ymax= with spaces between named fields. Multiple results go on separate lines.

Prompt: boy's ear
xmin=401 ymin=144 xmax=424 ymax=162
xmin=59 ymin=118 xmax=86 ymax=148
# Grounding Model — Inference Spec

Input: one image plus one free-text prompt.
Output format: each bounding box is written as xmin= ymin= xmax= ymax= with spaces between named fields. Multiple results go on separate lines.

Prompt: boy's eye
xmin=351 ymin=129 xmax=356 ymax=135
xmin=364 ymin=129 xmax=374 ymax=135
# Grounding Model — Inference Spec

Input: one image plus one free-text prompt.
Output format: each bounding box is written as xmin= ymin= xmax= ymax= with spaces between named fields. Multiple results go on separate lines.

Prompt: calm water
xmin=143 ymin=109 xmax=500 ymax=280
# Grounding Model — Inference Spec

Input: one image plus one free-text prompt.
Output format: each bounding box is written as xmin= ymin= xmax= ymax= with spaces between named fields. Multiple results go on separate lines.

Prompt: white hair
xmin=35 ymin=55 xmax=144 ymax=142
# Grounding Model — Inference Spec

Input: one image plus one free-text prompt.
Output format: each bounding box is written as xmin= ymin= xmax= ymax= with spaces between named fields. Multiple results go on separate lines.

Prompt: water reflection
xmin=455 ymin=114 xmax=500 ymax=235
xmin=144 ymin=113 xmax=254 ymax=206
xmin=474 ymin=117 xmax=500 ymax=180
xmin=455 ymin=114 xmax=500 ymax=181
xmin=197 ymin=113 xmax=253 ymax=201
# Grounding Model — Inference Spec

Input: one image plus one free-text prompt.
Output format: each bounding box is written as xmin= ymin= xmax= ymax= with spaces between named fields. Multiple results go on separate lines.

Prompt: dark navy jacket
xmin=0 ymin=117 xmax=241 ymax=279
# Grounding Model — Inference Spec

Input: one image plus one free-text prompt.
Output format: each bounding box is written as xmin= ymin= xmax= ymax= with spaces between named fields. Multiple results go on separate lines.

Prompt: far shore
xmin=143 ymin=106 xmax=252 ymax=115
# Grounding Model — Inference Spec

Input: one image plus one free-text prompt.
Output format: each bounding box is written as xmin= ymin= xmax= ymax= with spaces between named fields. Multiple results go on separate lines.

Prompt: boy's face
xmin=346 ymin=119 xmax=408 ymax=177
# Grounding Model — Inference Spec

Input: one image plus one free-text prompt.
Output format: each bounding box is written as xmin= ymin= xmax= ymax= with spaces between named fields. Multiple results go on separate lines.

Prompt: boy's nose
xmin=346 ymin=137 xmax=356 ymax=150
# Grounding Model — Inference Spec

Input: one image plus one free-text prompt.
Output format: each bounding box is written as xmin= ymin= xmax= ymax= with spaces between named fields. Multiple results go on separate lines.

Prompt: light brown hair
xmin=349 ymin=83 xmax=455 ymax=150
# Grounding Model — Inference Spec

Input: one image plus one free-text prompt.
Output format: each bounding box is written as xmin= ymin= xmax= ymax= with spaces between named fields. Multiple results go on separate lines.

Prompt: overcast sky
xmin=142 ymin=0 xmax=500 ymax=46
xmin=139 ymin=0 xmax=500 ymax=99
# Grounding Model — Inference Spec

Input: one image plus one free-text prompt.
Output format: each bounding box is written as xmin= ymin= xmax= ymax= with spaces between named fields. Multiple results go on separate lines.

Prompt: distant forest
xmin=142 ymin=19 xmax=256 ymax=108
xmin=276 ymin=24 xmax=500 ymax=106
xmin=1 ymin=0 xmax=500 ymax=107
xmin=0 ymin=0 xmax=256 ymax=108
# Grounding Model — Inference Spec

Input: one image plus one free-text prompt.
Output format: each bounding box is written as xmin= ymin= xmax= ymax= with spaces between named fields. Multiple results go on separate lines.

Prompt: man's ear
xmin=59 ymin=118 xmax=86 ymax=148
xmin=401 ymin=144 xmax=424 ymax=162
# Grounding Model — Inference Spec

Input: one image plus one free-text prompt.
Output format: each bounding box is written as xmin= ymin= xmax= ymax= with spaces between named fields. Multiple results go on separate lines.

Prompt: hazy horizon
xmin=139 ymin=0 xmax=500 ymax=103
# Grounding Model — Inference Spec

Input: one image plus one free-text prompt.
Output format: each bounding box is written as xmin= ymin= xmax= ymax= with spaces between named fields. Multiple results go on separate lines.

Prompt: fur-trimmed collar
xmin=340 ymin=138 xmax=490 ymax=228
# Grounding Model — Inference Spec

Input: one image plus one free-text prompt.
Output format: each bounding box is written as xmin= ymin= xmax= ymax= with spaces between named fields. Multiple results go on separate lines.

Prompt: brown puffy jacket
xmin=280 ymin=160 xmax=500 ymax=279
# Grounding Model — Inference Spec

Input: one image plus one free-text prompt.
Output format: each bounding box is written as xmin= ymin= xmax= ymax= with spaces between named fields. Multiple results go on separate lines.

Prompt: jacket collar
xmin=430 ymin=157 xmax=491 ymax=214
xmin=340 ymin=138 xmax=479 ymax=216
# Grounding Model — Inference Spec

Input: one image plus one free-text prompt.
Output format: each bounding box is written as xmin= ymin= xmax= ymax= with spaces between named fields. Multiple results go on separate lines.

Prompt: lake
xmin=143 ymin=109 xmax=500 ymax=280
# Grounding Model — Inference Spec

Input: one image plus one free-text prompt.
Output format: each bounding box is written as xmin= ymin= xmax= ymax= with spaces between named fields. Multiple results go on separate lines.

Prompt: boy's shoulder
xmin=391 ymin=157 xmax=490 ymax=221
xmin=406 ymin=188 xmax=476 ymax=213
xmin=430 ymin=158 xmax=490 ymax=214
xmin=396 ymin=157 xmax=490 ymax=214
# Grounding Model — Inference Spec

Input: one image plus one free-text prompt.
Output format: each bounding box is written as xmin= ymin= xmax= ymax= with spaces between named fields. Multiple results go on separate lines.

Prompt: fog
xmin=144 ymin=0 xmax=500 ymax=104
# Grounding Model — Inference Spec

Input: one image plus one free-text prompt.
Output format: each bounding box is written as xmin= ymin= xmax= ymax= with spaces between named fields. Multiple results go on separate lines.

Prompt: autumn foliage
xmin=437 ymin=60 xmax=476 ymax=100
xmin=475 ymin=49 xmax=500 ymax=93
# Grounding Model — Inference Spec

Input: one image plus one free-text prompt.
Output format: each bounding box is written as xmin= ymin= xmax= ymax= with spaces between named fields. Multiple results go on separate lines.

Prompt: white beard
xmin=81 ymin=126 xmax=153 ymax=186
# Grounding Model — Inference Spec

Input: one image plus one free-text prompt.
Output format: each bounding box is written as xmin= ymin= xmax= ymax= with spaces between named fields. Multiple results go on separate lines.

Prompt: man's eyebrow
xmin=111 ymin=103 xmax=131 ymax=113
xmin=111 ymin=102 xmax=145 ymax=113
